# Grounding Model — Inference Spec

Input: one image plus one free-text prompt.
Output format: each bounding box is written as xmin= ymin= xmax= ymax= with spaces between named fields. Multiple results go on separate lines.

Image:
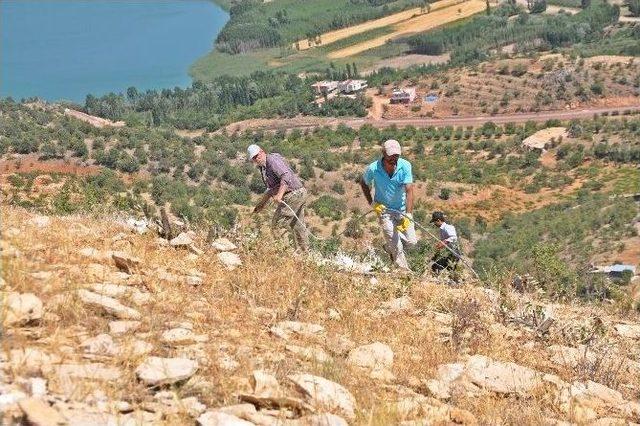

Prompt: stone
xmin=162 ymin=328 xmax=208 ymax=345
xmin=135 ymin=357 xmax=198 ymax=386
xmin=170 ymin=232 xmax=193 ymax=247
xmin=120 ymin=339 xmax=153 ymax=357
xmin=381 ymin=296 xmax=413 ymax=313
xmin=77 ymin=290 xmax=141 ymax=320
xmin=291 ymin=413 xmax=349 ymax=426
xmin=108 ymin=320 xmax=141 ymax=335
xmin=286 ymin=345 xmax=332 ymax=364
xmin=218 ymin=252 xmax=242 ymax=270
xmin=464 ymin=355 xmax=542 ymax=395
xmin=614 ymin=323 xmax=640 ymax=339
xmin=28 ymin=378 xmax=47 ymax=397
xmin=77 ymin=247 xmax=110 ymax=262
xmin=288 ymin=374 xmax=356 ymax=419
xmin=347 ymin=342 xmax=393 ymax=370
xmin=327 ymin=308 xmax=342 ymax=321
xmin=54 ymin=363 xmax=121 ymax=381
xmin=80 ymin=334 xmax=119 ymax=356
xmin=270 ymin=321 xmax=325 ymax=340
xmin=29 ymin=215 xmax=51 ymax=228
xmin=111 ymin=251 xmax=140 ymax=274
xmin=218 ymin=353 xmax=240 ymax=371
xmin=88 ymin=283 xmax=151 ymax=305
xmin=61 ymin=410 xmax=121 ymax=426
xmin=180 ymin=397 xmax=207 ymax=417
xmin=213 ymin=404 xmax=257 ymax=419
xmin=3 ymin=292 xmax=43 ymax=326
xmin=9 ymin=348 xmax=60 ymax=374
xmin=18 ymin=398 xmax=66 ymax=426
xmin=197 ymin=411 xmax=254 ymax=426
xmin=324 ymin=334 xmax=356 ymax=357
xmin=211 ymin=238 xmax=237 ymax=252
xmin=251 ymin=370 xmax=281 ymax=397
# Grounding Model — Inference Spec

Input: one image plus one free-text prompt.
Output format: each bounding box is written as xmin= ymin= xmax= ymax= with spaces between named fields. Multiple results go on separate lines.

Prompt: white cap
xmin=247 ymin=144 xmax=261 ymax=160
xmin=383 ymin=139 xmax=401 ymax=156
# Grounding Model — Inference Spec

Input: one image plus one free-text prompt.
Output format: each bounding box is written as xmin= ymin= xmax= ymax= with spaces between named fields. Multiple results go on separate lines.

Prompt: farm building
xmin=522 ymin=127 xmax=568 ymax=153
xmin=590 ymin=264 xmax=636 ymax=280
xmin=311 ymin=81 xmax=338 ymax=95
xmin=338 ymin=79 xmax=368 ymax=94
xmin=390 ymin=87 xmax=417 ymax=104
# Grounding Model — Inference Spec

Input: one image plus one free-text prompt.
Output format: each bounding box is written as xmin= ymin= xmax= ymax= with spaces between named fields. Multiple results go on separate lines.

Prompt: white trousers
xmin=378 ymin=211 xmax=417 ymax=270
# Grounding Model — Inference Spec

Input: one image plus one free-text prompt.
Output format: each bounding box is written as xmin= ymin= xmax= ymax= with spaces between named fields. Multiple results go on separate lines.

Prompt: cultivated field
xmin=327 ymin=0 xmax=487 ymax=59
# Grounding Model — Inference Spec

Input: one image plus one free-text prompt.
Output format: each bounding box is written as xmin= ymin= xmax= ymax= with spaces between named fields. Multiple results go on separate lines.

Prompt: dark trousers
xmin=431 ymin=243 xmax=461 ymax=275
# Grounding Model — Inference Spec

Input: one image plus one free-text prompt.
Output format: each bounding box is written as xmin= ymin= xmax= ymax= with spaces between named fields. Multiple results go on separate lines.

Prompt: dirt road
xmin=221 ymin=105 xmax=640 ymax=133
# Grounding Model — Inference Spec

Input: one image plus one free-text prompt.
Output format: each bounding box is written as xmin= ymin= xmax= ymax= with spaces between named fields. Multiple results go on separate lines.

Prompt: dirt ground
xmin=0 ymin=155 xmax=101 ymax=177
xmin=327 ymin=0 xmax=487 ymax=59
xmin=362 ymin=53 xmax=450 ymax=75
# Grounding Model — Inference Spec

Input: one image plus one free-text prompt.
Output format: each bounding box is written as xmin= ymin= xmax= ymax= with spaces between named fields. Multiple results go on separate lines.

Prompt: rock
xmin=218 ymin=252 xmax=242 ymax=270
xmin=288 ymin=374 xmax=356 ymax=419
xmin=108 ymin=320 xmax=141 ymax=335
xmin=29 ymin=215 xmax=51 ymax=228
xmin=614 ymin=323 xmax=640 ymax=339
xmin=170 ymin=232 xmax=193 ymax=246
xmin=60 ymin=410 xmax=121 ymax=426
xmin=212 ymin=404 xmax=257 ymax=419
xmin=186 ymin=275 xmax=204 ymax=286
xmin=3 ymin=292 xmax=43 ymax=326
xmin=464 ymin=355 xmax=542 ymax=395
xmin=198 ymin=411 xmax=254 ymax=426
xmin=28 ymin=378 xmax=47 ymax=397
xmin=217 ymin=353 xmax=240 ymax=371
xmin=381 ymin=296 xmax=413 ymax=313
xmin=327 ymin=308 xmax=342 ymax=321
xmin=251 ymin=370 xmax=281 ymax=397
xmin=286 ymin=345 xmax=332 ymax=364
xmin=77 ymin=290 xmax=141 ymax=320
xmin=119 ymin=339 xmax=153 ymax=357
xmin=211 ymin=238 xmax=237 ymax=252
xmin=9 ymin=348 xmax=60 ymax=374
xmin=291 ymin=413 xmax=349 ymax=426
xmin=78 ymin=247 xmax=110 ymax=261
xmin=347 ymin=342 xmax=393 ymax=370
xmin=135 ymin=357 xmax=198 ymax=386
xmin=422 ymin=363 xmax=466 ymax=400
xmin=111 ymin=251 xmax=140 ymax=274
xmin=54 ymin=363 xmax=121 ymax=381
xmin=162 ymin=328 xmax=208 ymax=345
xmin=88 ymin=283 xmax=151 ymax=305
xmin=18 ymin=398 xmax=65 ymax=426
xmin=270 ymin=321 xmax=325 ymax=340
xmin=80 ymin=334 xmax=119 ymax=356
xmin=324 ymin=334 xmax=356 ymax=357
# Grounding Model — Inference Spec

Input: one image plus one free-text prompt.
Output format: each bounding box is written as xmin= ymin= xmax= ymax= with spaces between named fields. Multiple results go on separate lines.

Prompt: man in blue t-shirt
xmin=359 ymin=139 xmax=417 ymax=270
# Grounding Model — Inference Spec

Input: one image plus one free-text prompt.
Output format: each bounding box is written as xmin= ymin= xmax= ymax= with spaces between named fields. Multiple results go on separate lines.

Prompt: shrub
xmin=311 ymin=195 xmax=346 ymax=220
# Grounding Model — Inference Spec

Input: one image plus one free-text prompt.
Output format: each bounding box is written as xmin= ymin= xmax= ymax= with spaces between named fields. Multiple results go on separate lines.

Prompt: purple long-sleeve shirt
xmin=261 ymin=153 xmax=303 ymax=195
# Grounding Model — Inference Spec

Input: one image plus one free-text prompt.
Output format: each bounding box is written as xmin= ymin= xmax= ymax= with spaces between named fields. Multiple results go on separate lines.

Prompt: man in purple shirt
xmin=248 ymin=144 xmax=309 ymax=252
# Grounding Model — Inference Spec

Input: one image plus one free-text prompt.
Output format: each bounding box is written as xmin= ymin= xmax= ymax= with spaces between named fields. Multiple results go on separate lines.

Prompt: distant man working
xmin=248 ymin=144 xmax=309 ymax=252
xmin=430 ymin=211 xmax=461 ymax=277
xmin=360 ymin=139 xmax=417 ymax=270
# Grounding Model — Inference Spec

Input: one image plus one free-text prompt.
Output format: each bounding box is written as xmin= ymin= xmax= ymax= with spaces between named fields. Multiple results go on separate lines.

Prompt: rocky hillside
xmin=1 ymin=205 xmax=640 ymax=425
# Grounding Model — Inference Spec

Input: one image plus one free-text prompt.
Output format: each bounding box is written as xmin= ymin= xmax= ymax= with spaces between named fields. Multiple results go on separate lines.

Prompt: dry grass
xmin=2 ymin=205 xmax=640 ymax=424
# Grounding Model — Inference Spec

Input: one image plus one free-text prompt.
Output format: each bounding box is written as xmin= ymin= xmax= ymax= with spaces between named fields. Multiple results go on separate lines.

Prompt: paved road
xmin=222 ymin=105 xmax=640 ymax=133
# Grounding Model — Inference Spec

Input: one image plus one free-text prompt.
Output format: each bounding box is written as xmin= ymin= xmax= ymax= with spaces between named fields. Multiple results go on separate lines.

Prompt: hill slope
xmin=2 ymin=206 xmax=640 ymax=424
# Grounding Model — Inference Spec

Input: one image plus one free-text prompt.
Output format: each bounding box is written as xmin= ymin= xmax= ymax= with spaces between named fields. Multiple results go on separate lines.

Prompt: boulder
xmin=80 ymin=334 xmax=119 ymax=356
xmin=170 ymin=232 xmax=193 ymax=247
xmin=135 ymin=357 xmax=198 ymax=386
xmin=197 ymin=411 xmax=254 ymax=426
xmin=108 ymin=320 xmax=141 ymax=335
xmin=347 ymin=342 xmax=393 ymax=370
xmin=464 ymin=355 xmax=542 ymax=395
xmin=211 ymin=238 xmax=237 ymax=252
xmin=614 ymin=323 xmax=640 ymax=339
xmin=18 ymin=398 xmax=65 ymax=426
xmin=3 ymin=292 xmax=43 ymax=326
xmin=218 ymin=252 xmax=242 ymax=270
xmin=288 ymin=373 xmax=356 ymax=419
xmin=77 ymin=290 xmax=141 ymax=320
xmin=88 ymin=283 xmax=151 ymax=305
xmin=111 ymin=251 xmax=140 ymax=274
xmin=251 ymin=370 xmax=281 ymax=397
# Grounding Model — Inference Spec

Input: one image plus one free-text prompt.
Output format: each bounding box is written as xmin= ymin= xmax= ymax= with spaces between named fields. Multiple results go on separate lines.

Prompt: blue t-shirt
xmin=363 ymin=158 xmax=413 ymax=211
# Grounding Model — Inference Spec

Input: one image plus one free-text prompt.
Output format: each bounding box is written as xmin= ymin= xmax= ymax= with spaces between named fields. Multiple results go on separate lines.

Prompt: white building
xmin=311 ymin=81 xmax=338 ymax=95
xmin=338 ymin=79 xmax=368 ymax=94
xmin=390 ymin=87 xmax=417 ymax=104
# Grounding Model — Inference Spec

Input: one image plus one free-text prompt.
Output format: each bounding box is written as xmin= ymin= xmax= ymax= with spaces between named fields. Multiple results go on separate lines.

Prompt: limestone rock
xmin=88 ymin=283 xmax=151 ymax=305
xmin=324 ymin=334 xmax=356 ymax=357
xmin=111 ymin=251 xmax=140 ymax=274
xmin=120 ymin=339 xmax=153 ymax=357
xmin=198 ymin=411 xmax=254 ymax=426
xmin=162 ymin=328 xmax=208 ymax=345
xmin=614 ymin=323 xmax=640 ymax=339
xmin=381 ymin=296 xmax=413 ymax=313
xmin=251 ymin=370 xmax=281 ymax=397
xmin=54 ymin=363 xmax=121 ymax=381
xmin=3 ymin=292 xmax=43 ymax=326
xmin=135 ymin=357 xmax=198 ymax=386
xmin=347 ymin=342 xmax=393 ymax=370
xmin=80 ymin=334 xmax=119 ymax=356
xmin=288 ymin=373 xmax=356 ymax=419
xmin=108 ymin=320 xmax=141 ymax=335
xmin=270 ymin=321 xmax=325 ymax=340
xmin=218 ymin=252 xmax=242 ymax=270
xmin=170 ymin=232 xmax=193 ymax=247
xmin=77 ymin=290 xmax=141 ymax=320
xmin=9 ymin=348 xmax=60 ymax=374
xmin=29 ymin=215 xmax=51 ymax=228
xmin=18 ymin=398 xmax=65 ymax=426
xmin=464 ymin=355 xmax=542 ymax=395
xmin=286 ymin=345 xmax=332 ymax=364
xmin=290 ymin=413 xmax=349 ymax=426
xmin=211 ymin=238 xmax=237 ymax=252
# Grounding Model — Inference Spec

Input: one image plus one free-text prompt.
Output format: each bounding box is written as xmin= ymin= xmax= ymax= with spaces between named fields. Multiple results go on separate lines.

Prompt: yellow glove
xmin=373 ymin=202 xmax=386 ymax=216
xmin=396 ymin=214 xmax=412 ymax=232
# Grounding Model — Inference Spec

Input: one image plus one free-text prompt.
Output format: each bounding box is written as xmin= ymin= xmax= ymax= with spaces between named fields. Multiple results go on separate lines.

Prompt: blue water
xmin=1 ymin=0 xmax=228 ymax=102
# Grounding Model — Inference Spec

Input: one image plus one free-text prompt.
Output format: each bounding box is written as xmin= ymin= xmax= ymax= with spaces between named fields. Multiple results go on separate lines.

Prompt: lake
xmin=1 ymin=0 xmax=228 ymax=102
